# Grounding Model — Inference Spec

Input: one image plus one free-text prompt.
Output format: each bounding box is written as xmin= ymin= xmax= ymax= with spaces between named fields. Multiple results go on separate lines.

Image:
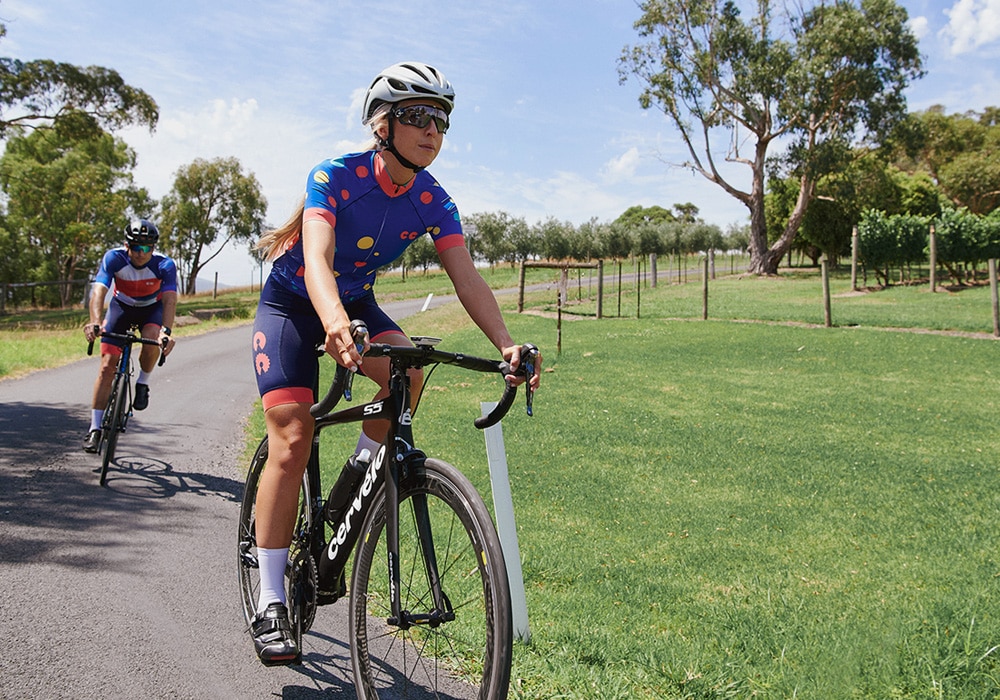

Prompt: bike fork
xmin=385 ymin=450 xmax=452 ymax=628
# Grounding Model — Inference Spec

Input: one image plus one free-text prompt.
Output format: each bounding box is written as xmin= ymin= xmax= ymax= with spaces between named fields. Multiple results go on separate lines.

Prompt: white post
xmin=420 ymin=293 xmax=434 ymax=312
xmin=481 ymin=402 xmax=530 ymax=642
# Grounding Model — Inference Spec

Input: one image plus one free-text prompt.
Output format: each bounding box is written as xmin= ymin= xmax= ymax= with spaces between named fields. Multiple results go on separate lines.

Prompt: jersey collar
xmin=374 ymin=151 xmax=416 ymax=198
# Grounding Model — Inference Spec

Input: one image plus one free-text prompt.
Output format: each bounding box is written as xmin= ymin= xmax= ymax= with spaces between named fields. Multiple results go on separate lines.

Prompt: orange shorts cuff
xmin=262 ymin=387 xmax=315 ymax=411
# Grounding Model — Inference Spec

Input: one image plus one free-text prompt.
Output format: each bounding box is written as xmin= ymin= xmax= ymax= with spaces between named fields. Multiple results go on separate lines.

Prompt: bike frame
xmin=311 ymin=357 xmax=443 ymax=627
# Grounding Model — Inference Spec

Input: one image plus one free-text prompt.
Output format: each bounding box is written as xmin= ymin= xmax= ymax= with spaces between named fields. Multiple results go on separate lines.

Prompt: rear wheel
xmin=99 ymin=372 xmax=127 ymax=486
xmin=349 ymin=457 xmax=512 ymax=699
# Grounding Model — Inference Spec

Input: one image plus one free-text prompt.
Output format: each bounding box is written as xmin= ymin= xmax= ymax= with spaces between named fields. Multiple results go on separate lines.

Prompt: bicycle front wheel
xmin=99 ymin=372 xmax=128 ymax=486
xmin=349 ymin=457 xmax=513 ymax=699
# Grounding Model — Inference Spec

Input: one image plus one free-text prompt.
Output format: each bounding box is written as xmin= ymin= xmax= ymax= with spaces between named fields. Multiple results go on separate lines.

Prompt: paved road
xmin=0 ymin=293 xmax=475 ymax=699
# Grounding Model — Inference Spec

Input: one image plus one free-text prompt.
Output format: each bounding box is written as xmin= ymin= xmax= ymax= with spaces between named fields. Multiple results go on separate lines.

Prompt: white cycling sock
xmin=91 ymin=409 xmax=104 ymax=431
xmin=355 ymin=431 xmax=380 ymax=458
xmin=257 ymin=547 xmax=288 ymax=613
xmin=137 ymin=370 xmax=152 ymax=385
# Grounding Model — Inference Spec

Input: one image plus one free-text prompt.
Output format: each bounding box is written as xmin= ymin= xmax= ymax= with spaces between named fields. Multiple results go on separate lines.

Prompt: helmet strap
xmin=384 ymin=118 xmax=425 ymax=174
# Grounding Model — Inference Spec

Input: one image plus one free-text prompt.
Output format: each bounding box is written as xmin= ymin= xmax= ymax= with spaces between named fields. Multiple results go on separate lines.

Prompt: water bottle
xmin=323 ymin=448 xmax=371 ymax=526
xmin=317 ymin=448 xmax=371 ymax=603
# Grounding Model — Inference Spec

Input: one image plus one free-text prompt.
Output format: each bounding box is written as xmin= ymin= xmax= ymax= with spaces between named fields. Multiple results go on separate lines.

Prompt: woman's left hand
xmin=501 ymin=343 xmax=541 ymax=391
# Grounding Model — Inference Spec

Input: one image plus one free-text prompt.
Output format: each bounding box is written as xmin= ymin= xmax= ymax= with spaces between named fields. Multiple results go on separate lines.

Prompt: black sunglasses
xmin=392 ymin=104 xmax=450 ymax=134
xmin=129 ymin=243 xmax=153 ymax=253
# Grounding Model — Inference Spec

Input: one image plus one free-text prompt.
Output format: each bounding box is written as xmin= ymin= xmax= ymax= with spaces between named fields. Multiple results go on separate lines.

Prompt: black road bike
xmin=238 ymin=322 xmax=537 ymax=698
xmin=87 ymin=327 xmax=166 ymax=486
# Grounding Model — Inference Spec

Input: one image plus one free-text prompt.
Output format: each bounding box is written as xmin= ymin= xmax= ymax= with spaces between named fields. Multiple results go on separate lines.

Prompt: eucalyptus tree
xmin=620 ymin=0 xmax=923 ymax=275
xmin=159 ymin=157 xmax=267 ymax=294
xmin=0 ymin=128 xmax=151 ymax=304
xmin=0 ymin=20 xmax=157 ymax=139
xmin=889 ymin=106 xmax=1000 ymax=215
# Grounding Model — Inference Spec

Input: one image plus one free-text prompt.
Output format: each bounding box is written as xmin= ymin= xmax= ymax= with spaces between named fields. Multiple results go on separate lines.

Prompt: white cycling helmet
xmin=362 ymin=62 xmax=455 ymax=124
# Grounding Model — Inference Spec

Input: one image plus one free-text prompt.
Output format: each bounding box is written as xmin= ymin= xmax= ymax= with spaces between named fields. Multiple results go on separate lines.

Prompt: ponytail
xmin=256 ymin=196 xmax=305 ymax=262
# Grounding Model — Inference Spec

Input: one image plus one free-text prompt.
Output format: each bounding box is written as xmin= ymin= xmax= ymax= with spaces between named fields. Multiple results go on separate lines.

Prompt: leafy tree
xmin=0 ymin=128 xmax=151 ymax=304
xmin=505 ymin=215 xmax=536 ymax=264
xmin=159 ymin=157 xmax=267 ymax=294
xmin=464 ymin=211 xmax=514 ymax=267
xmin=536 ymin=217 xmax=573 ymax=261
xmin=620 ymin=0 xmax=923 ymax=275
xmin=598 ymin=222 xmax=634 ymax=261
xmin=613 ymin=204 xmax=676 ymax=228
xmin=0 ymin=20 xmax=157 ymax=138
xmin=571 ymin=217 xmax=604 ymax=261
xmin=889 ymin=106 xmax=1000 ymax=215
xmin=672 ymin=202 xmax=699 ymax=223
xmin=400 ymin=233 xmax=437 ymax=274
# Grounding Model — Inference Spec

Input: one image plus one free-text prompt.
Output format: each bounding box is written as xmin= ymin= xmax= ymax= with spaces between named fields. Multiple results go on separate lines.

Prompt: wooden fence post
xmin=597 ymin=260 xmax=604 ymax=319
xmin=929 ymin=224 xmax=937 ymax=293
xmin=990 ymin=258 xmax=999 ymax=338
xmin=821 ymin=254 xmax=832 ymax=327
xmin=851 ymin=226 xmax=859 ymax=291
xmin=702 ymin=256 xmax=709 ymax=320
xmin=517 ymin=261 xmax=526 ymax=313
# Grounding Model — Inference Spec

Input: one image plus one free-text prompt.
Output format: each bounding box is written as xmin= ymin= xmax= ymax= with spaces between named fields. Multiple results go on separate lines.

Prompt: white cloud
xmin=941 ymin=0 xmax=1000 ymax=54
xmin=601 ymin=147 xmax=641 ymax=183
xmin=909 ymin=16 xmax=931 ymax=41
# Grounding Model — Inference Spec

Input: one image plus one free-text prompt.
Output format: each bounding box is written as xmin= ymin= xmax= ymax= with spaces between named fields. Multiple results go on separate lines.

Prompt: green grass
xmin=388 ymin=311 xmax=1000 ymax=699
xmin=567 ymin=267 xmax=1000 ymax=336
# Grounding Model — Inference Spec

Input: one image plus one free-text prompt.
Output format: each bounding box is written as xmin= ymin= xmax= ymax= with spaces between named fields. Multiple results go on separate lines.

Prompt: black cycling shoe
xmin=83 ymin=429 xmax=101 ymax=454
xmin=133 ymin=383 xmax=149 ymax=411
xmin=251 ymin=602 xmax=300 ymax=666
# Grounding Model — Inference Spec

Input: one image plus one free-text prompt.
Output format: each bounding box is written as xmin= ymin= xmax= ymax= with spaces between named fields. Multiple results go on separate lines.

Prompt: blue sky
xmin=3 ymin=0 xmax=998 ymax=285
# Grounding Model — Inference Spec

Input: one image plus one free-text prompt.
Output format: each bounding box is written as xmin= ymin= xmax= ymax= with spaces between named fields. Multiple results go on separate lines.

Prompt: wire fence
xmin=0 ymin=279 xmax=91 ymax=313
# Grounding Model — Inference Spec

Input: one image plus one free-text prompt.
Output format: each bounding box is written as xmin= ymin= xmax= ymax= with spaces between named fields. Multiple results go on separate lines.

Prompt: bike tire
xmin=236 ymin=437 xmax=319 ymax=639
xmin=349 ymin=457 xmax=513 ymax=699
xmin=99 ymin=372 xmax=128 ymax=486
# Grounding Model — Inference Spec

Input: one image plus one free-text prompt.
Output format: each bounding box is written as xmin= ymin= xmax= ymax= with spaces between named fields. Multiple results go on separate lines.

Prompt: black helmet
xmin=125 ymin=219 xmax=159 ymax=246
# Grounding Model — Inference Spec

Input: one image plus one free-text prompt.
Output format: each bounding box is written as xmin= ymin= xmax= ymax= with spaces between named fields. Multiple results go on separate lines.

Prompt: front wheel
xmin=349 ymin=458 xmax=513 ymax=699
xmin=99 ymin=372 xmax=127 ymax=486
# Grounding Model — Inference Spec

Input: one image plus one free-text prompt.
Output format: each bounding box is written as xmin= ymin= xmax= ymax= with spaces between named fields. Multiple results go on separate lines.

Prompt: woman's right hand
xmin=323 ymin=316 xmax=367 ymax=373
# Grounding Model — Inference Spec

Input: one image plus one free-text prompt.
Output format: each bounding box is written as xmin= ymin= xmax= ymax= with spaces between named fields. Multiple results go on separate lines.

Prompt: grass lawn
xmin=290 ymin=281 xmax=1000 ymax=699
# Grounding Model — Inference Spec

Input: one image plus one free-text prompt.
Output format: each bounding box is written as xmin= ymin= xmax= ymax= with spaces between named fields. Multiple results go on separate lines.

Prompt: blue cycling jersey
xmin=94 ymin=248 xmax=178 ymax=307
xmin=268 ymin=150 xmax=465 ymax=302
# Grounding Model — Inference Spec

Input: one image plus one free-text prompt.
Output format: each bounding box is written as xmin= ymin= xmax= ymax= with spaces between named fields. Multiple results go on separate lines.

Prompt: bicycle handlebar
xmin=87 ymin=328 xmax=170 ymax=366
xmin=310 ymin=323 xmax=538 ymax=429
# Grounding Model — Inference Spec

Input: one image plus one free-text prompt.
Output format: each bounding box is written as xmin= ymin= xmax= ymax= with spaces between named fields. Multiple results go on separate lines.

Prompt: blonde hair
xmin=256 ymin=196 xmax=304 ymax=262
xmin=255 ymin=104 xmax=394 ymax=262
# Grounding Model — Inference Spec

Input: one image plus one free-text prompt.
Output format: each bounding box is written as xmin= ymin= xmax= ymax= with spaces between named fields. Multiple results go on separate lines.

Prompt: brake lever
xmin=342 ymin=320 xmax=369 ymax=402
xmin=521 ymin=343 xmax=538 ymax=417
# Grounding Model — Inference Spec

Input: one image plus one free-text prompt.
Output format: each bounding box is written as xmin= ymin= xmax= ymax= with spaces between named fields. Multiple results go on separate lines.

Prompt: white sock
xmin=355 ymin=431 xmax=380 ymax=457
xmin=90 ymin=409 xmax=104 ymax=431
xmin=257 ymin=547 xmax=288 ymax=613
xmin=137 ymin=370 xmax=152 ymax=385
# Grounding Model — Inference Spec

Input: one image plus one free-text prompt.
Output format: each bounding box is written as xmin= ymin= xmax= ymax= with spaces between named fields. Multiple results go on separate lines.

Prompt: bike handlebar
xmin=87 ymin=328 xmax=170 ymax=366
xmin=310 ymin=323 xmax=538 ymax=430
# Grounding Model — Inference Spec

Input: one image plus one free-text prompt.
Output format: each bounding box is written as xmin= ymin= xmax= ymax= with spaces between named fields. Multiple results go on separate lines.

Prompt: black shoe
xmin=83 ymin=429 xmax=101 ymax=453
xmin=251 ymin=603 xmax=300 ymax=666
xmin=133 ymin=383 xmax=149 ymax=411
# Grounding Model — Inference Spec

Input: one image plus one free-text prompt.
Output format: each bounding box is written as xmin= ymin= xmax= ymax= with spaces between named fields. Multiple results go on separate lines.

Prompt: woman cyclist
xmin=248 ymin=61 xmax=541 ymax=666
